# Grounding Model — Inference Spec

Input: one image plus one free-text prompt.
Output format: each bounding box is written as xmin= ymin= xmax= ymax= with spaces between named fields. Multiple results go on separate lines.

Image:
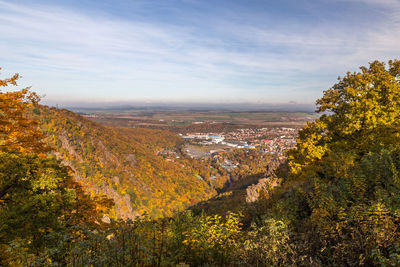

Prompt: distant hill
xmin=34 ymin=106 xmax=215 ymax=219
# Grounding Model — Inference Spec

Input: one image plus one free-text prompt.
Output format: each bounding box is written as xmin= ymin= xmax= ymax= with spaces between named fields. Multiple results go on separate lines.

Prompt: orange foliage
xmin=0 ymin=70 xmax=48 ymax=155
xmin=35 ymin=107 xmax=216 ymax=218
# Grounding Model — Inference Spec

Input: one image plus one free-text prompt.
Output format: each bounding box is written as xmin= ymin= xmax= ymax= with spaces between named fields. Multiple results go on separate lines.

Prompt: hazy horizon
xmin=44 ymin=100 xmax=316 ymax=113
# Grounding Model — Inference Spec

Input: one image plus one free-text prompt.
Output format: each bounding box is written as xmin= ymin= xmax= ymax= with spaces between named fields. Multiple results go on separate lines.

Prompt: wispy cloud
xmin=340 ymin=0 xmax=400 ymax=8
xmin=0 ymin=0 xmax=399 ymax=104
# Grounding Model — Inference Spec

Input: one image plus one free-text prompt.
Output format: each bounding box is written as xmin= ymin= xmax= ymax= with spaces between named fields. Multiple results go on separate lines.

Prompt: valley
xmin=42 ymin=107 xmax=313 ymax=219
xmin=2 ymin=60 xmax=400 ymax=265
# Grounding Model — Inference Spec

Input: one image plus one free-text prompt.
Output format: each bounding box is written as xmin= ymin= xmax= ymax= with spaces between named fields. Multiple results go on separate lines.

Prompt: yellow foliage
xmin=288 ymin=60 xmax=400 ymax=176
xmin=0 ymin=69 xmax=49 ymax=155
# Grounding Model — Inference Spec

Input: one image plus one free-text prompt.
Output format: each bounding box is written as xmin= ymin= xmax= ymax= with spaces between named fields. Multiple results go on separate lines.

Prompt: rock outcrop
xmin=246 ymin=177 xmax=280 ymax=203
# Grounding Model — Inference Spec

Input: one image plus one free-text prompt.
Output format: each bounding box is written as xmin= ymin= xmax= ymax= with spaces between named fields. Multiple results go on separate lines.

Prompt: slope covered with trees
xmin=34 ymin=106 xmax=215 ymax=219
xmin=0 ymin=70 xmax=113 ymax=265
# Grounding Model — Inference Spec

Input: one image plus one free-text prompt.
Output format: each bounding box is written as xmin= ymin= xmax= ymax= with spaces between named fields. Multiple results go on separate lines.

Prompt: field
xmin=73 ymin=108 xmax=318 ymax=131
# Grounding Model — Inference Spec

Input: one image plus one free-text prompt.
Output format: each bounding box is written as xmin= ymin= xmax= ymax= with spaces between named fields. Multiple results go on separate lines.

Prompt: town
xmin=181 ymin=127 xmax=299 ymax=160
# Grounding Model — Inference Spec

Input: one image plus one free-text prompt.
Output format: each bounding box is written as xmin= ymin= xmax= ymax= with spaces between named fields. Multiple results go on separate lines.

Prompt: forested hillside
xmin=2 ymin=60 xmax=400 ymax=266
xmin=34 ymin=106 xmax=215 ymax=219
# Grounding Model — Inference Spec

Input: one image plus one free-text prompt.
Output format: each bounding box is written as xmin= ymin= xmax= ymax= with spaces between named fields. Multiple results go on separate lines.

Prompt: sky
xmin=0 ymin=0 xmax=400 ymax=107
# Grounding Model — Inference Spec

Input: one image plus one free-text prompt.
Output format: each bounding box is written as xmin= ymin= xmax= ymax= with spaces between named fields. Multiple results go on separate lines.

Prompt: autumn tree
xmin=0 ymin=69 xmax=48 ymax=154
xmin=284 ymin=60 xmax=400 ymax=265
xmin=0 ymin=68 xmax=113 ymax=265
xmin=288 ymin=60 xmax=400 ymax=176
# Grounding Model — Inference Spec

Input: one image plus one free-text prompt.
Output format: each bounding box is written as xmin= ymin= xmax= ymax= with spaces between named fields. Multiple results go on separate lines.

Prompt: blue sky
xmin=1 ymin=0 xmax=400 ymax=106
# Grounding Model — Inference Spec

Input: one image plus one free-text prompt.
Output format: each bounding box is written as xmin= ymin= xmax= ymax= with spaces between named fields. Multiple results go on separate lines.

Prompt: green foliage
xmin=6 ymin=211 xmax=244 ymax=266
xmin=0 ymin=69 xmax=113 ymax=266
xmin=180 ymin=211 xmax=243 ymax=265
xmin=3 ymin=60 xmax=400 ymax=266
xmin=243 ymin=218 xmax=296 ymax=266
xmin=289 ymin=60 xmax=400 ymax=176
xmin=281 ymin=59 xmax=400 ymax=266
xmin=0 ymin=152 xmax=74 ymax=262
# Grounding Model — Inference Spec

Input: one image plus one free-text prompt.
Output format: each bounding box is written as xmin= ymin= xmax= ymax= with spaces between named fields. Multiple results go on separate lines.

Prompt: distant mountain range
xmin=42 ymin=101 xmax=316 ymax=113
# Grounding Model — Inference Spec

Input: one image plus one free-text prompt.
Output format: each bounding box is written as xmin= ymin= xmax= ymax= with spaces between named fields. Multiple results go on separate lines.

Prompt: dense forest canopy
xmin=35 ymin=106 xmax=216 ymax=219
xmin=1 ymin=60 xmax=400 ymax=266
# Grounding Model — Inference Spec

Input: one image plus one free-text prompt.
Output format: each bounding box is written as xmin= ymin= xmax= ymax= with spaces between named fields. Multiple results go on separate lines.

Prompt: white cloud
xmin=348 ymin=0 xmax=399 ymax=7
xmin=0 ymin=0 xmax=399 ymax=104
